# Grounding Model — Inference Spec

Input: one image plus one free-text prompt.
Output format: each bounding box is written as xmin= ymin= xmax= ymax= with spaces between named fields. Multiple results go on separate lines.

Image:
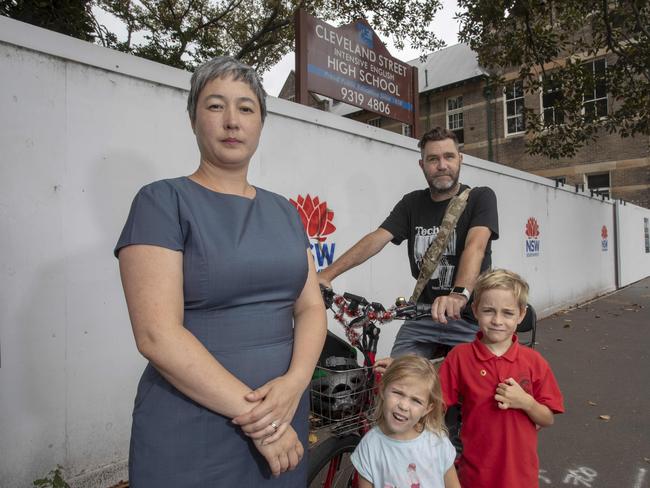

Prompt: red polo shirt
xmin=439 ymin=333 xmax=564 ymax=488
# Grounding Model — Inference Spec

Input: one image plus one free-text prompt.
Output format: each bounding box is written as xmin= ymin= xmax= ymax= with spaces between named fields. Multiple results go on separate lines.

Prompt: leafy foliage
xmin=91 ymin=0 xmax=446 ymax=72
xmin=1 ymin=0 xmax=96 ymax=40
xmin=457 ymin=0 xmax=650 ymax=159
xmin=33 ymin=465 xmax=71 ymax=488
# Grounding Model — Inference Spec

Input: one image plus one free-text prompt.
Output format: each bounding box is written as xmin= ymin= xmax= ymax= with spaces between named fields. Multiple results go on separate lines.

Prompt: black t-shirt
xmin=380 ymin=184 xmax=499 ymax=309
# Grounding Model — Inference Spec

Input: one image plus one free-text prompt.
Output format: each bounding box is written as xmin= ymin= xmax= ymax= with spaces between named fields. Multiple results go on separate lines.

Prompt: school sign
xmin=295 ymin=9 xmax=419 ymax=136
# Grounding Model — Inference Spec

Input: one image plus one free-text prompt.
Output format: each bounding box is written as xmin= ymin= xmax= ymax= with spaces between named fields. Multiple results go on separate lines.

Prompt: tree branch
xmin=631 ymin=0 xmax=650 ymax=39
xmin=192 ymin=0 xmax=243 ymax=33
xmin=601 ymin=0 xmax=650 ymax=83
xmin=523 ymin=6 xmax=547 ymax=80
xmin=181 ymin=0 xmax=196 ymax=22
xmin=601 ymin=0 xmax=627 ymax=59
xmin=235 ymin=3 xmax=290 ymax=59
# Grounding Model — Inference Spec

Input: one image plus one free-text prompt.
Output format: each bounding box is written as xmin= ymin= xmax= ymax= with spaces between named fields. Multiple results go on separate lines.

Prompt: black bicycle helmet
xmin=310 ymin=357 xmax=368 ymax=420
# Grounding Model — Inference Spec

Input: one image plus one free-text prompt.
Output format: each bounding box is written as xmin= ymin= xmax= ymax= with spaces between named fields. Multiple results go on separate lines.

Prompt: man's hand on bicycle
xmin=316 ymin=273 xmax=332 ymax=290
xmin=431 ymin=294 xmax=468 ymax=324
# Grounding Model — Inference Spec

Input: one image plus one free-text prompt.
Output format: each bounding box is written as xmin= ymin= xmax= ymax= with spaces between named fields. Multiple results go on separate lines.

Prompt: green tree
xmin=1 ymin=0 xmax=96 ymax=41
xmin=457 ymin=0 xmax=650 ymax=159
xmin=93 ymin=0 xmax=447 ymax=72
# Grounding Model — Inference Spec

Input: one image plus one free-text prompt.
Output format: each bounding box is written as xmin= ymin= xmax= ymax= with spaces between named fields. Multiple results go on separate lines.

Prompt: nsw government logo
xmin=290 ymin=194 xmax=337 ymax=271
xmin=601 ymin=225 xmax=608 ymax=251
xmin=524 ymin=217 xmax=540 ymax=257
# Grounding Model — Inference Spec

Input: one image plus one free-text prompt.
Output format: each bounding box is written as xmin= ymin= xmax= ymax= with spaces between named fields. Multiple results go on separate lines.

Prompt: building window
xmin=542 ymin=75 xmax=564 ymax=126
xmin=368 ymin=117 xmax=381 ymax=128
xmin=587 ymin=172 xmax=610 ymax=197
xmin=401 ymin=123 xmax=412 ymax=137
xmin=583 ymin=59 xmax=607 ymax=120
xmin=504 ymin=80 xmax=525 ymax=135
xmin=446 ymin=96 xmax=464 ymax=144
xmin=552 ymin=176 xmax=566 ymax=185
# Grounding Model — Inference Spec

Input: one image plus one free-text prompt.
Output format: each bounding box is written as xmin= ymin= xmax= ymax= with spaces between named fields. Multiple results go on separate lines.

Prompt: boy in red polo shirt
xmin=438 ymin=269 xmax=564 ymax=488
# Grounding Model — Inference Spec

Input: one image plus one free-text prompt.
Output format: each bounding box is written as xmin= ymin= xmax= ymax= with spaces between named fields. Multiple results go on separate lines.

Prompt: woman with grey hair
xmin=115 ymin=56 xmax=326 ymax=486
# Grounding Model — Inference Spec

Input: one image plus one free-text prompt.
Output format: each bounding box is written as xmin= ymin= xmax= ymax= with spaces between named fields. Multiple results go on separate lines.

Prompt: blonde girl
xmin=351 ymin=355 xmax=460 ymax=488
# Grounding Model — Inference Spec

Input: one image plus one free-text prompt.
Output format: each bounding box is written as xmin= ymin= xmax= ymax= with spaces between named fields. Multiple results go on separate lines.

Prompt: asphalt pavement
xmin=535 ymin=277 xmax=650 ymax=488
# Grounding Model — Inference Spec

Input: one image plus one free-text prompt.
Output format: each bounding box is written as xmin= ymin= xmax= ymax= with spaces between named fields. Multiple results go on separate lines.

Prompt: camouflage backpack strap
xmin=410 ymin=188 xmax=472 ymax=303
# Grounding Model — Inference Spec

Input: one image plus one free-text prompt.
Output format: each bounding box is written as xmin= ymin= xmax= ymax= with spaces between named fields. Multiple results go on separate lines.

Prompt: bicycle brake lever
xmin=415 ymin=302 xmax=432 ymax=317
xmin=344 ymin=293 xmax=368 ymax=314
xmin=343 ymin=292 xmax=369 ymax=306
xmin=393 ymin=302 xmax=432 ymax=320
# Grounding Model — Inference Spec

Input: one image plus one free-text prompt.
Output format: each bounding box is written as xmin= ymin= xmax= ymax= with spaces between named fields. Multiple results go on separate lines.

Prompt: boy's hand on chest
xmin=494 ymin=377 xmax=534 ymax=411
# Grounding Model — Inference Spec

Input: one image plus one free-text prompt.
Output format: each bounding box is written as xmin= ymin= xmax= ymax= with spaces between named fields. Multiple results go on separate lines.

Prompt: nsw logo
xmin=290 ymin=194 xmax=337 ymax=271
xmin=601 ymin=225 xmax=608 ymax=251
xmin=524 ymin=217 xmax=540 ymax=257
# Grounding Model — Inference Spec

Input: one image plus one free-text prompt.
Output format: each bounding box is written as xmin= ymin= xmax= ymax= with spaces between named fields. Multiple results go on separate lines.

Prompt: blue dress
xmin=115 ymin=177 xmax=310 ymax=487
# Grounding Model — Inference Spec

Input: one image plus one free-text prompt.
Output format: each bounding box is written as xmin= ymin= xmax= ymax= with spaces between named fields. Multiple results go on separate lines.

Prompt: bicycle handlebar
xmin=320 ymin=286 xmax=431 ymax=347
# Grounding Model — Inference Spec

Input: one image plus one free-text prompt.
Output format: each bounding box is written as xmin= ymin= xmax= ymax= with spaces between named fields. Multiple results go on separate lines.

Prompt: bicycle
xmin=307 ymin=289 xmax=430 ymax=488
xmin=307 ymin=287 xmax=538 ymax=488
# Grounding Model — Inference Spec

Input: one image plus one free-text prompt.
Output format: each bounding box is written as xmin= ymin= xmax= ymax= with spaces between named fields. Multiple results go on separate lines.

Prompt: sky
xmin=262 ymin=0 xmax=463 ymax=96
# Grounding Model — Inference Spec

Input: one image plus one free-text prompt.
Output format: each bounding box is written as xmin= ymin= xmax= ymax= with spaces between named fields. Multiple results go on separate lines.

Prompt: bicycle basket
xmin=310 ymin=359 xmax=374 ymax=425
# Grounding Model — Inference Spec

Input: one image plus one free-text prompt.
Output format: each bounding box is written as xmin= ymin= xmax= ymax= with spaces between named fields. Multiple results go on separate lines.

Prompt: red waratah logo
xmin=525 ymin=217 xmax=540 ymax=238
xmin=601 ymin=225 xmax=608 ymax=239
xmin=290 ymin=194 xmax=336 ymax=242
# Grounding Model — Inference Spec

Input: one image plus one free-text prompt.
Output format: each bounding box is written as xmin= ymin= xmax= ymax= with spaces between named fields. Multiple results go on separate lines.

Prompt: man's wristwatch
xmin=450 ymin=286 xmax=471 ymax=301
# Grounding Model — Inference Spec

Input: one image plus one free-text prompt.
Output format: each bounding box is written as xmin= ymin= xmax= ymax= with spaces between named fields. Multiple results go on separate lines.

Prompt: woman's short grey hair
xmin=187 ymin=56 xmax=267 ymax=123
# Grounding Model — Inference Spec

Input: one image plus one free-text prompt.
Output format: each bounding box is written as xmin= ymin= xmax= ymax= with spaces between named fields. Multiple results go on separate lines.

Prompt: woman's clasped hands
xmin=253 ymin=427 xmax=304 ymax=478
xmin=233 ymin=373 xmax=306 ymax=476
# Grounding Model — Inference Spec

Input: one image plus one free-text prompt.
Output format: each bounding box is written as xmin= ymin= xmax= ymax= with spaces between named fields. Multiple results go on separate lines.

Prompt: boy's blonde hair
xmin=375 ymin=355 xmax=447 ymax=435
xmin=473 ymin=268 xmax=529 ymax=310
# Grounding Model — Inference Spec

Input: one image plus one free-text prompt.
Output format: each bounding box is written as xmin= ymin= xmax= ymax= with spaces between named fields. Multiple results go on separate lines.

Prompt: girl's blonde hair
xmin=375 ymin=355 xmax=447 ymax=435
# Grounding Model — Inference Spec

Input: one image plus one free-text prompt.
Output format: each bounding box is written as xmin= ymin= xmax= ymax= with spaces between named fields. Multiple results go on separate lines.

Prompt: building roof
xmin=328 ymin=43 xmax=487 ymax=117
xmin=409 ymin=43 xmax=488 ymax=92
xmin=329 ymin=100 xmax=362 ymax=117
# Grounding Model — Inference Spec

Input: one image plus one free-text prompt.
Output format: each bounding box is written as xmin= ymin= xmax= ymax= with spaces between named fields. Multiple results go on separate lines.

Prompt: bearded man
xmin=318 ymin=127 xmax=499 ymax=357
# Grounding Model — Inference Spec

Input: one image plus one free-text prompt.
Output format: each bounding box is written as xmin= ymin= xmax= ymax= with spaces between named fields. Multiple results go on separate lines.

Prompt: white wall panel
xmin=616 ymin=201 xmax=650 ymax=286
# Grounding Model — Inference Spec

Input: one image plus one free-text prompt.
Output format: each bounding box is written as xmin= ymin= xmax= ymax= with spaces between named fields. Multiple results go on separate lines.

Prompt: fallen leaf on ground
xmin=588 ymin=401 xmax=597 ymax=406
xmin=599 ymin=414 xmax=611 ymax=421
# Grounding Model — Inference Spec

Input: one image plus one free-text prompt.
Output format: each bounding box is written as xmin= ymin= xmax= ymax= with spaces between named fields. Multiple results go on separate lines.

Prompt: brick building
xmin=279 ymin=43 xmax=650 ymax=208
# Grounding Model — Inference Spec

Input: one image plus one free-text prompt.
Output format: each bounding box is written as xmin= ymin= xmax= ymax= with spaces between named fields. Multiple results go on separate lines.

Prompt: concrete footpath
xmin=536 ymin=277 xmax=650 ymax=488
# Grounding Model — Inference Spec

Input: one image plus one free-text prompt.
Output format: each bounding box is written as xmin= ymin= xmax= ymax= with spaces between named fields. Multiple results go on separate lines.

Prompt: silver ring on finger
xmin=270 ymin=421 xmax=279 ymax=432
